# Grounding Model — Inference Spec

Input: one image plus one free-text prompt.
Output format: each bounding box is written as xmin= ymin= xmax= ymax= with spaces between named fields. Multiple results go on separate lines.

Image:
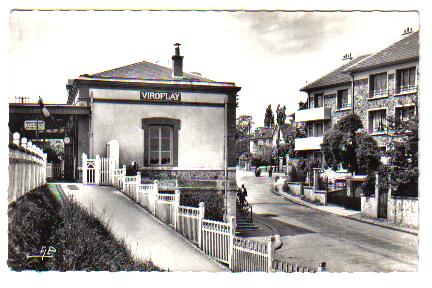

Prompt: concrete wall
xmin=361 ymin=196 xmax=378 ymax=218
xmin=288 ymin=183 xmax=303 ymax=196
xmin=303 ymin=186 xmax=326 ymax=205
xmin=387 ymin=197 xmax=418 ymax=228
xmin=91 ymin=101 xmax=225 ymax=169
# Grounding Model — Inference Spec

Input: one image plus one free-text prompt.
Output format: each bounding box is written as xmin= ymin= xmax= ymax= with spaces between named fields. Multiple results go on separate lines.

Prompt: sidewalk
xmin=273 ymin=183 xmax=418 ymax=236
xmin=50 ymin=183 xmax=228 ymax=272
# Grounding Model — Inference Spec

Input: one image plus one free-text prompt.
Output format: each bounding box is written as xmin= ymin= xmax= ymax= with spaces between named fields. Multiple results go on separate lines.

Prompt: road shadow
xmin=253 ymin=213 xmax=315 ymax=237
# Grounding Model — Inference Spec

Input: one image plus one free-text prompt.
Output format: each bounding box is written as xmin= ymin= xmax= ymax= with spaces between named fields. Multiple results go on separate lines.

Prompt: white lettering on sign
xmin=24 ymin=120 xmax=45 ymax=131
xmin=140 ymin=91 xmax=181 ymax=102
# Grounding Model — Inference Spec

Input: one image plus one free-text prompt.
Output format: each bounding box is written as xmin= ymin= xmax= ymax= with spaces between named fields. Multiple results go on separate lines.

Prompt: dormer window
xmin=396 ymin=67 xmax=417 ymax=94
xmin=369 ymin=73 xmax=388 ymax=98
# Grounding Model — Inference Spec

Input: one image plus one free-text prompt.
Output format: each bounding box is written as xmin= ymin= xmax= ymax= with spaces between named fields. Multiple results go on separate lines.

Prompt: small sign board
xmin=24 ymin=120 xmax=45 ymax=131
xmin=140 ymin=91 xmax=181 ymax=102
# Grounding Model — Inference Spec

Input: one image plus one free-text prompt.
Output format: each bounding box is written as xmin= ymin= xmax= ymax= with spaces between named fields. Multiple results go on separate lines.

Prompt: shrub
xmin=8 ymin=187 xmax=161 ymax=271
xmin=282 ymin=180 xmax=290 ymax=193
xmin=180 ymin=189 xmax=224 ymax=221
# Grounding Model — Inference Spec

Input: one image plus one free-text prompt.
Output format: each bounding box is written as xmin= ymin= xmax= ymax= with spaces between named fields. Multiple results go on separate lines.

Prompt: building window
xmin=314 ymin=93 xmax=323 ymax=108
xmin=395 ymin=106 xmax=415 ymax=124
xmin=370 ymin=73 xmax=387 ymax=97
xmin=368 ymin=110 xmax=387 ymax=133
xmin=142 ymin=117 xmax=180 ymax=167
xmin=337 ymin=89 xmax=351 ymax=109
xmin=306 ymin=122 xmax=324 ymax=137
xmin=149 ymin=126 xmax=173 ymax=165
xmin=396 ymin=67 xmax=416 ymax=93
xmin=308 ymin=93 xmax=323 ymax=109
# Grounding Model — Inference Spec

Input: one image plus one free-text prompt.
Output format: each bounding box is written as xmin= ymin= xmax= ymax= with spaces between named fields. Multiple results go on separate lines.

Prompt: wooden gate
xmin=100 ymin=157 xmax=115 ymax=185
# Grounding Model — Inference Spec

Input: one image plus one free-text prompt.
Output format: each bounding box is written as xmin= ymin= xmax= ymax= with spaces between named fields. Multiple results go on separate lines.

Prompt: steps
xmin=235 ymin=207 xmax=259 ymax=236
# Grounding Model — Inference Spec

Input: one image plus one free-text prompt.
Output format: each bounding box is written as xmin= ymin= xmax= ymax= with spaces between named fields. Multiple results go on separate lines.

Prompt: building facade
xmin=295 ymin=30 xmax=419 ymax=163
xmin=68 ymin=44 xmax=241 ymax=218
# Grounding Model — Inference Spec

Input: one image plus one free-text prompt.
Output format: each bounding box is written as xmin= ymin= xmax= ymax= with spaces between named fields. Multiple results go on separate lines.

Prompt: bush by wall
xmin=179 ymin=189 xmax=224 ymax=221
xmin=8 ymin=186 xmax=161 ymax=271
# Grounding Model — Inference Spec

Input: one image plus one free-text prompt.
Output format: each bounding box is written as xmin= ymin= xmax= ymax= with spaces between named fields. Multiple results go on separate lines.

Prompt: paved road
xmin=237 ymin=171 xmax=418 ymax=272
xmin=55 ymin=183 xmax=227 ymax=272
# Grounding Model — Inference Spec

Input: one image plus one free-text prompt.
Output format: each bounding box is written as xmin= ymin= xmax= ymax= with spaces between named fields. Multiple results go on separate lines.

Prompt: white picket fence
xmin=80 ymin=152 xmax=321 ymax=272
xmin=107 ymin=170 xmax=276 ymax=271
xmin=8 ymin=132 xmax=47 ymax=204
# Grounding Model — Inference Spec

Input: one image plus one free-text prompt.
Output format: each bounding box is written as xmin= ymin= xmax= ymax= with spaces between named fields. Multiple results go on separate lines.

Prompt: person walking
xmin=268 ymin=165 xmax=273 ymax=178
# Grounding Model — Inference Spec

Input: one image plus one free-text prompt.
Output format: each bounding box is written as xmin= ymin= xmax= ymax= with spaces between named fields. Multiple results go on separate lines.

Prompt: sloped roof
xmin=86 ymin=60 xmax=214 ymax=82
xmin=300 ymin=55 xmax=370 ymax=92
xmin=345 ymin=31 xmax=419 ymax=73
xmin=251 ymin=127 xmax=274 ymax=140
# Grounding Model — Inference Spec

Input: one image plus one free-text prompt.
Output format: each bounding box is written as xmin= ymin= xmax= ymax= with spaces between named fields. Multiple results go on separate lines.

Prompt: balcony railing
xmin=295 ymin=107 xmax=331 ymax=122
xmin=370 ymin=89 xmax=388 ymax=98
xmin=396 ymin=85 xmax=418 ymax=94
xmin=337 ymin=102 xmax=352 ymax=110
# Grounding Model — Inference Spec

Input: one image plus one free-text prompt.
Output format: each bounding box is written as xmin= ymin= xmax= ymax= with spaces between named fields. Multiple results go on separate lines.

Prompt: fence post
xmin=374 ymin=172 xmax=380 ymax=218
xmin=136 ymin=171 xmax=141 ymax=202
xmin=267 ymin=236 xmax=275 ymax=272
xmin=173 ymin=190 xmax=181 ymax=230
xmin=198 ymin=202 xmax=205 ymax=249
xmin=13 ymin=132 xmax=20 ymax=146
xmin=95 ymin=155 xmax=101 ymax=185
xmin=228 ymin=216 xmax=236 ymax=270
xmin=313 ymin=168 xmax=320 ymax=191
xmin=317 ymin=261 xmax=327 ymax=272
xmin=82 ymin=153 xmax=87 ymax=184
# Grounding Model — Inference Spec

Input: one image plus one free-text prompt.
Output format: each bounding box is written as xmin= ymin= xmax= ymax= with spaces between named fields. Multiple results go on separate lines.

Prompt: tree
xmin=383 ymin=112 xmax=418 ymax=197
xmin=274 ymin=104 xmax=287 ymax=170
xmin=264 ymin=105 xmax=275 ymax=127
xmin=251 ymin=144 xmax=273 ymax=167
xmin=235 ymin=115 xmax=253 ymax=161
xmin=321 ymin=114 xmax=380 ymax=174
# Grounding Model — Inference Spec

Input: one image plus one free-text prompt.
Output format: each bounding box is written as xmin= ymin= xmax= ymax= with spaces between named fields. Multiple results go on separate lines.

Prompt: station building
xmin=10 ymin=44 xmax=241 ymax=219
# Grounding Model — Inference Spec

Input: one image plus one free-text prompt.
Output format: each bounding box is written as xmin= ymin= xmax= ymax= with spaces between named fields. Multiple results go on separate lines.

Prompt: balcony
xmin=295 ymin=107 xmax=331 ymax=122
xmin=295 ymin=137 xmax=324 ymax=151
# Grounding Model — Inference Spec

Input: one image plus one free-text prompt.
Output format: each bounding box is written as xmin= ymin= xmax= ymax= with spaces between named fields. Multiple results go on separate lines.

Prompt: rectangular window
xmin=395 ymin=106 xmax=415 ymax=123
xmin=368 ymin=110 xmax=387 ymax=133
xmin=149 ymin=126 xmax=173 ymax=165
xmin=370 ymin=73 xmax=388 ymax=97
xmin=397 ymin=67 xmax=416 ymax=93
xmin=308 ymin=95 xmax=315 ymax=109
xmin=314 ymin=122 xmax=324 ymax=137
xmin=337 ymin=89 xmax=350 ymax=109
xmin=314 ymin=93 xmax=323 ymax=108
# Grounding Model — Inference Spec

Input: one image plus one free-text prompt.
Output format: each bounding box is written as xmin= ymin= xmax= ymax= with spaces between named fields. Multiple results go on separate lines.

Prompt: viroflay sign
xmin=140 ymin=91 xmax=181 ymax=102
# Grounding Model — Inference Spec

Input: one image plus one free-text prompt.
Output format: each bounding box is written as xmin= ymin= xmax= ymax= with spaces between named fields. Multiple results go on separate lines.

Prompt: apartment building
xmin=295 ymin=30 xmax=419 ymax=162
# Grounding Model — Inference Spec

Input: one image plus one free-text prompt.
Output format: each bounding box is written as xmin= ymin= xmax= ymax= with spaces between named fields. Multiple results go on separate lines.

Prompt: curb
xmin=272 ymin=187 xmax=418 ymax=236
xmin=117 ymin=190 xmax=231 ymax=272
xmin=252 ymin=216 xmax=283 ymax=250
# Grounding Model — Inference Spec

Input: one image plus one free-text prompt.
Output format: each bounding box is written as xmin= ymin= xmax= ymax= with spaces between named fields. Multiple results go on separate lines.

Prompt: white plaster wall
xmin=387 ymin=197 xmax=418 ymax=227
xmin=90 ymin=102 xmax=225 ymax=169
xmin=361 ymin=196 xmax=378 ymax=218
xmin=288 ymin=183 xmax=303 ymax=196
xmin=91 ymin=88 xmax=226 ymax=104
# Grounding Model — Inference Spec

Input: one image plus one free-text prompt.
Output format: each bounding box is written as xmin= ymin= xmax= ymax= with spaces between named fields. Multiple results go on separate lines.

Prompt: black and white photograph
xmin=2 ymin=1 xmax=432 ymax=287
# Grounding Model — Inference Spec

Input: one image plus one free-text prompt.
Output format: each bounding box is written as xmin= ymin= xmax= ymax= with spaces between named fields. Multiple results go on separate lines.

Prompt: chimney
xmin=172 ymin=43 xmax=184 ymax=78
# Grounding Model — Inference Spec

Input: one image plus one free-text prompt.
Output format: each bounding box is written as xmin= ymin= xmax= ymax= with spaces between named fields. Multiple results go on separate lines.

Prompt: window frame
xmin=148 ymin=125 xmax=174 ymax=166
xmin=396 ymin=67 xmax=417 ymax=94
xmin=142 ymin=117 xmax=181 ymax=167
xmin=336 ymin=89 xmax=351 ymax=110
xmin=368 ymin=108 xmax=387 ymax=134
xmin=369 ymin=72 xmax=388 ymax=98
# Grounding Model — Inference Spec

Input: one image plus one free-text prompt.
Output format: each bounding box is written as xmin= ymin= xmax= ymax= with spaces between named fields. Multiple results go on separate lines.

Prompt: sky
xmin=8 ymin=10 xmax=419 ymax=128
